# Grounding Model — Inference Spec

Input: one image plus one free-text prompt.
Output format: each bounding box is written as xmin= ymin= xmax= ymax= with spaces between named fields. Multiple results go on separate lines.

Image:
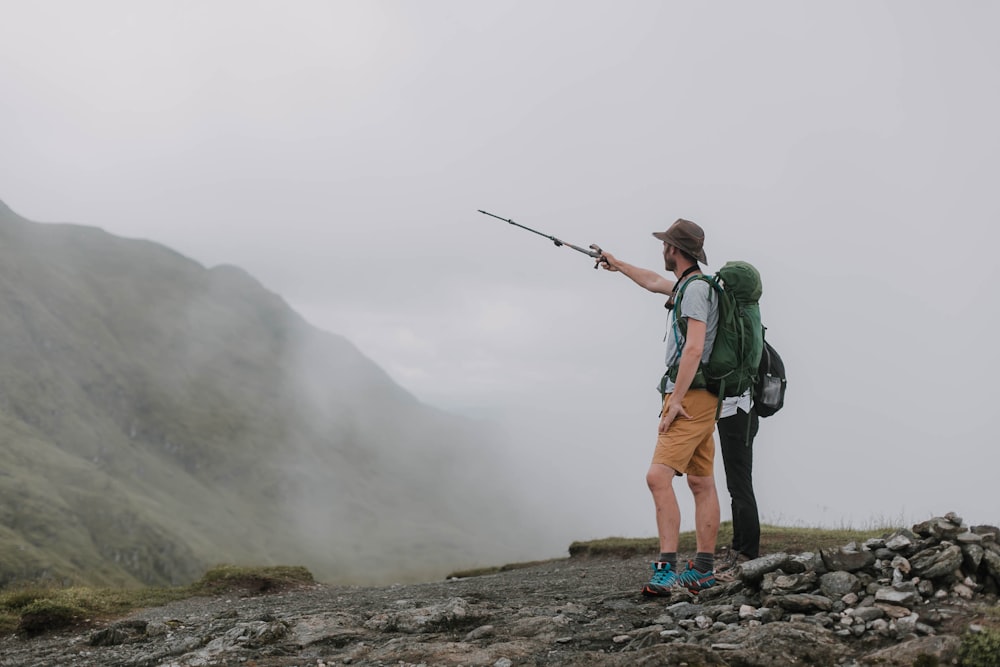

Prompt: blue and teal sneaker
xmin=641 ymin=561 xmax=678 ymax=597
xmin=676 ymin=560 xmax=716 ymax=594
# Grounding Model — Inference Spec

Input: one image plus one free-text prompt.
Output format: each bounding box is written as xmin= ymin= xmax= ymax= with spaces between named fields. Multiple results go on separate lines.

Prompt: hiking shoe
xmin=641 ymin=561 xmax=678 ymax=597
xmin=676 ymin=560 xmax=715 ymax=594
xmin=715 ymin=552 xmax=752 ymax=583
xmin=716 ymin=547 xmax=739 ymax=573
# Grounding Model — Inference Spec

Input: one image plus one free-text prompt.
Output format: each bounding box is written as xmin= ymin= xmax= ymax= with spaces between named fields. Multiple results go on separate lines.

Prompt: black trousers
xmin=717 ymin=407 xmax=760 ymax=559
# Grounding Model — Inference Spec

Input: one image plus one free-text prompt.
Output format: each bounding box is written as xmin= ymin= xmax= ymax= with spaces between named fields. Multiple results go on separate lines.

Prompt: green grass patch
xmin=0 ymin=565 xmax=315 ymax=636
xmin=960 ymin=627 xmax=1000 ymax=667
xmin=0 ymin=584 xmax=189 ymax=636
xmin=569 ymin=521 xmax=896 ymax=558
xmin=0 ymin=611 xmax=19 ymax=634
xmin=191 ymin=565 xmax=314 ymax=594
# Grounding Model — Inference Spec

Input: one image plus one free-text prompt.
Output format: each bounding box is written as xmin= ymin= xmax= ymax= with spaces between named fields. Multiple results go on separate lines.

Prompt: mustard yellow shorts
xmin=651 ymin=390 xmax=717 ymax=477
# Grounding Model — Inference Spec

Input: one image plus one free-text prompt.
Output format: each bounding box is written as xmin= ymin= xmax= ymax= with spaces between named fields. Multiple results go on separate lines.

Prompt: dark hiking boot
xmin=715 ymin=551 xmax=752 ymax=583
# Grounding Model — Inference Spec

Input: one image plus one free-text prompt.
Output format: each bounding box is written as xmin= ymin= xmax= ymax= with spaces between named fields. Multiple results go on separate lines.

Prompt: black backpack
xmin=754 ymin=337 xmax=786 ymax=418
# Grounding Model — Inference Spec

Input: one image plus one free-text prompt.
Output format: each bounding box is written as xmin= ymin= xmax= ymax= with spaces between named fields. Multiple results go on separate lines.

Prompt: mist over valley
xmin=0 ymin=200 xmax=549 ymax=588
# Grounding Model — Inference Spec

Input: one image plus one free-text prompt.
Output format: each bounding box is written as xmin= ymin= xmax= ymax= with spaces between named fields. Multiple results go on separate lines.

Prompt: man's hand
xmin=598 ymin=250 xmax=620 ymax=271
xmin=659 ymin=397 xmax=691 ymax=433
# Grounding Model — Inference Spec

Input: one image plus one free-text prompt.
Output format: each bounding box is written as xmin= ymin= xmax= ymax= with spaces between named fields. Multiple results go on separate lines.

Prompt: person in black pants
xmin=716 ymin=401 xmax=760 ymax=578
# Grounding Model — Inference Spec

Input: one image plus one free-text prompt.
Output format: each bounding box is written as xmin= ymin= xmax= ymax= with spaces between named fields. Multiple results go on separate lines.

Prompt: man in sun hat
xmin=599 ymin=218 xmax=722 ymax=597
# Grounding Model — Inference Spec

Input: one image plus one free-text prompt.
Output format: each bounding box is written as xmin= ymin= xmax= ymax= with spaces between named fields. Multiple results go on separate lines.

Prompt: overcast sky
xmin=2 ymin=1 xmax=998 ymax=555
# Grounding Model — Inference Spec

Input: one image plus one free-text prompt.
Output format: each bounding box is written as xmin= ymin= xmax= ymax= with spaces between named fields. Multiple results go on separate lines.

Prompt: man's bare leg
xmin=687 ymin=473 xmax=720 ymax=554
xmin=646 ymin=463 xmax=681 ymax=553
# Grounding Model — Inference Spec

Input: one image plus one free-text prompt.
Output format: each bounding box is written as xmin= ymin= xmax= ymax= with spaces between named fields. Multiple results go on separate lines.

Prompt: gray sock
xmin=693 ymin=552 xmax=714 ymax=573
xmin=658 ymin=552 xmax=677 ymax=570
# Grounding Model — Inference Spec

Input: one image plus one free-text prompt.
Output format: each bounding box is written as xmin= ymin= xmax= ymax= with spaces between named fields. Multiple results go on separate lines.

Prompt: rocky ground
xmin=1 ymin=514 xmax=998 ymax=667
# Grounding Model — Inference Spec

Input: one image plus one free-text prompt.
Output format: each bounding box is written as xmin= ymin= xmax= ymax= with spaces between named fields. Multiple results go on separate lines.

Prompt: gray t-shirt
xmin=662 ymin=276 xmax=718 ymax=394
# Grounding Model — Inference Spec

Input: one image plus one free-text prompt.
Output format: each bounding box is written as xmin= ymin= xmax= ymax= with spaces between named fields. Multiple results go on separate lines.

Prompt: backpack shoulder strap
xmin=673 ymin=273 xmax=721 ymax=332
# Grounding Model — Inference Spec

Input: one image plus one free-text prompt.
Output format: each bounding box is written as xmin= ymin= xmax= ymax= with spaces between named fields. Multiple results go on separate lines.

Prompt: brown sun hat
xmin=652 ymin=218 xmax=707 ymax=264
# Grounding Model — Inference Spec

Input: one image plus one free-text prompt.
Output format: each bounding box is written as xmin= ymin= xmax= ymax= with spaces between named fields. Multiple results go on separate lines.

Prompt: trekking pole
xmin=478 ymin=210 xmax=606 ymax=269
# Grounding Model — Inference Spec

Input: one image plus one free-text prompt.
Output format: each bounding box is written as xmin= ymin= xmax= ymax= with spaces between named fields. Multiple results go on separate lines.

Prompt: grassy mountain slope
xmin=0 ymin=200 xmax=538 ymax=588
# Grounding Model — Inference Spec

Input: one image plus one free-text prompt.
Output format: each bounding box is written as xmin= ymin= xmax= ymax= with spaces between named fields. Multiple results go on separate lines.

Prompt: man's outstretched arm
xmin=600 ymin=251 xmax=675 ymax=295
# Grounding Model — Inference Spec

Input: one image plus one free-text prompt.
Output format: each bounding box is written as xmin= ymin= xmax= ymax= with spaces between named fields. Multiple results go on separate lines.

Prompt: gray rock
xmin=859 ymin=634 xmax=960 ymax=666
xmin=821 ymin=546 xmax=876 ymax=572
xmin=601 ymin=643 xmax=728 ymax=666
xmin=145 ymin=621 xmax=169 ymax=638
xmin=874 ymin=602 xmax=912 ymax=619
xmin=913 ymin=517 xmax=965 ymax=540
xmin=909 ymin=543 xmax=964 ymax=580
xmin=792 ymin=551 xmax=826 ymax=574
xmin=717 ymin=610 xmax=740 ymax=624
xmin=890 ymin=554 xmax=911 ymax=574
xmin=874 ymin=547 xmax=895 ymax=560
xmin=760 ymin=571 xmax=816 ymax=595
xmin=884 ymin=530 xmax=917 ymax=552
xmin=291 ymin=611 xmax=362 ymax=647
xmin=820 ymin=571 xmax=861 ymax=597
xmin=972 ymin=524 xmax=1000 ymax=540
xmin=951 ymin=582 xmax=974 ymax=600
xmin=870 ymin=618 xmax=891 ymax=637
xmin=982 ymin=545 xmax=1000 ymax=580
xmin=463 ymin=624 xmax=495 ymax=641
xmin=864 ymin=537 xmax=886 ymax=550
xmin=875 ymin=586 xmax=919 ymax=607
xmin=772 ymin=571 xmax=818 ymax=593
xmin=916 ymin=622 xmax=937 ymax=635
xmin=765 ymin=593 xmax=833 ymax=613
xmin=711 ymin=642 xmax=742 ymax=650
xmin=739 ymin=552 xmax=796 ymax=583
xmin=509 ymin=615 xmax=569 ymax=638
xmin=651 ymin=613 xmax=678 ymax=628
xmin=957 ymin=531 xmax=984 ymax=544
xmin=962 ymin=542 xmax=985 ymax=571
xmin=89 ymin=626 xmax=133 ymax=647
xmin=758 ymin=607 xmax=783 ymax=623
xmin=700 ymin=603 xmax=735 ymax=619
xmin=664 ymin=600 xmax=703 ymax=619
xmin=363 ymin=597 xmax=484 ymax=633
xmin=209 ymin=620 xmax=288 ymax=649
xmin=849 ymin=606 xmax=885 ymax=622
xmin=710 ymin=621 xmax=849 ymax=666
xmin=696 ymin=581 xmax=736 ymax=601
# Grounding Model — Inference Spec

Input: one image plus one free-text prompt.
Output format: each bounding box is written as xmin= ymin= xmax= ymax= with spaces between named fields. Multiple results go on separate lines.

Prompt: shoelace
xmin=718 ymin=550 xmax=738 ymax=571
xmin=650 ymin=564 xmax=675 ymax=585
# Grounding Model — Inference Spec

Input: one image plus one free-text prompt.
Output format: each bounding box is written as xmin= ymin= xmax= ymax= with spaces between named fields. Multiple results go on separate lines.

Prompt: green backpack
xmin=671 ymin=261 xmax=765 ymax=402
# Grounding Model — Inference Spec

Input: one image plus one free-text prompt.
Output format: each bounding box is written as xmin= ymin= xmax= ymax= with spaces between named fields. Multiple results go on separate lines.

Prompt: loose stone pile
xmin=696 ymin=511 xmax=1000 ymax=644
